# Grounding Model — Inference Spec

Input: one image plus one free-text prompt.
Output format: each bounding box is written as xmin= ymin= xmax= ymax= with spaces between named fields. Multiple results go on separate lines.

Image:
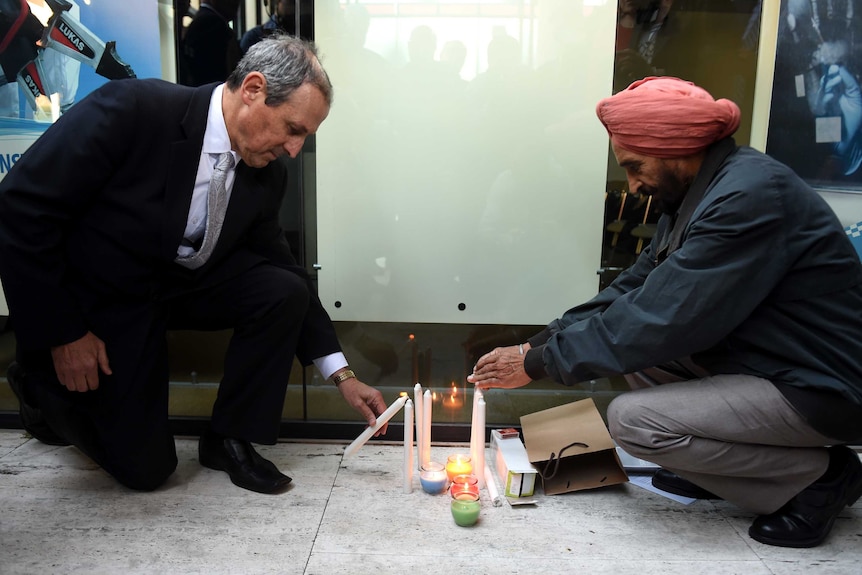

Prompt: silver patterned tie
xmin=175 ymin=152 xmax=234 ymax=270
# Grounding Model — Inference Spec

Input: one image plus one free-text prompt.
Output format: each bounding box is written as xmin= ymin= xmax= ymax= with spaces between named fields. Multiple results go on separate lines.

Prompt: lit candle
xmin=446 ymin=454 xmax=473 ymax=481
xmin=414 ymin=383 xmax=424 ymax=470
xmin=343 ymin=396 xmax=407 ymax=458
xmin=450 ymin=491 xmax=481 ymax=527
xmin=403 ymin=398 xmax=413 ymax=493
xmin=419 ymin=461 xmax=448 ymax=494
xmin=423 ymin=389 xmax=432 ymax=467
xmin=475 ymin=396 xmax=486 ymax=488
xmin=450 ymin=474 xmax=479 ymax=498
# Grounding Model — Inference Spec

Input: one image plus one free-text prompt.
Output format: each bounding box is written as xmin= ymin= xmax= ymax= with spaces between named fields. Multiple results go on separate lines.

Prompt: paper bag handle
xmin=539 ymin=441 xmax=589 ymax=480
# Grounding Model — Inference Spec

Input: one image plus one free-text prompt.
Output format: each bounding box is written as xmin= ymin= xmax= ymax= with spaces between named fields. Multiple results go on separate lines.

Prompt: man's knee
xmin=106 ymin=448 xmax=178 ymax=492
xmin=277 ymin=268 xmax=310 ymax=308
xmin=99 ymin=428 xmax=178 ymax=491
xmin=259 ymin=267 xmax=311 ymax=322
xmin=607 ymin=393 xmax=649 ymax=452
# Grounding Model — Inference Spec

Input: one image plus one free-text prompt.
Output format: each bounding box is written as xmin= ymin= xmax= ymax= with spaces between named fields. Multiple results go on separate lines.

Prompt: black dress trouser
xmin=18 ymin=259 xmax=310 ymax=491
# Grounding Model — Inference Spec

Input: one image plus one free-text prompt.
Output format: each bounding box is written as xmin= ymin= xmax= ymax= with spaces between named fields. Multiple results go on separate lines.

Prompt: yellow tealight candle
xmin=445 ymin=454 xmax=473 ymax=482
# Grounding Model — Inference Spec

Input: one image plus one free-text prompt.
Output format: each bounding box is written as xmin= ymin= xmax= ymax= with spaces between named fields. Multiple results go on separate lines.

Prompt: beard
xmin=639 ymin=165 xmax=692 ymax=215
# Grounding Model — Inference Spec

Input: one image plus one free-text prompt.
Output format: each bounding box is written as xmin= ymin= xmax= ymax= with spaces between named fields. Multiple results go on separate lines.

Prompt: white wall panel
xmin=315 ymin=0 xmax=616 ymax=324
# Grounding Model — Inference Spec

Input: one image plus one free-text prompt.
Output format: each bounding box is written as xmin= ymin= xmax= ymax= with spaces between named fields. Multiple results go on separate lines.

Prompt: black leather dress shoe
xmin=6 ymin=362 xmax=70 ymax=446
xmin=198 ymin=431 xmax=292 ymax=494
xmin=651 ymin=468 xmax=720 ymax=499
xmin=749 ymin=446 xmax=862 ymax=548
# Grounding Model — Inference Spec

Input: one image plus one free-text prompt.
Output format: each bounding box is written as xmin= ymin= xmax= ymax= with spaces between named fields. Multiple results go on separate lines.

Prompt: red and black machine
xmin=0 ymin=0 xmax=135 ymax=111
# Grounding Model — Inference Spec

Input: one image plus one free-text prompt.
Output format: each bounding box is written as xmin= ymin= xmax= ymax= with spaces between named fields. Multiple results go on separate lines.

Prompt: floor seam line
xmin=304 ymin=451 xmax=342 ymax=575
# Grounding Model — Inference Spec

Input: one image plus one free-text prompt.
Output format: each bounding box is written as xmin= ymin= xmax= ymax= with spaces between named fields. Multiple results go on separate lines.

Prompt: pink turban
xmin=596 ymin=77 xmax=741 ymax=158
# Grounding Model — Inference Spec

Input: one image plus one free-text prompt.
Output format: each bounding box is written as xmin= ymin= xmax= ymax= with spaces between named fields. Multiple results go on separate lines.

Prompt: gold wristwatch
xmin=331 ymin=369 xmax=356 ymax=385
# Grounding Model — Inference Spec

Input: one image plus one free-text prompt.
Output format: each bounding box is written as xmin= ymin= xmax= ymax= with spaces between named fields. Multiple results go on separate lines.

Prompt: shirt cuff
xmin=314 ymin=352 xmax=348 ymax=380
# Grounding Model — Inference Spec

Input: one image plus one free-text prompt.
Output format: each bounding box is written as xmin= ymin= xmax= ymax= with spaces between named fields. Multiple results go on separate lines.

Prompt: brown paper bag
xmin=520 ymin=398 xmax=629 ymax=495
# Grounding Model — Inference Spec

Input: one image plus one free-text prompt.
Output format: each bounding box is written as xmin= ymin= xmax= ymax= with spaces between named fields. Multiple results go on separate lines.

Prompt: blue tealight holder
xmin=419 ymin=462 xmax=448 ymax=494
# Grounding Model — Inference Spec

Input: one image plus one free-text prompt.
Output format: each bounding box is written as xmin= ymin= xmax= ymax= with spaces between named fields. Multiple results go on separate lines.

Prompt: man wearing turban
xmin=469 ymin=77 xmax=862 ymax=549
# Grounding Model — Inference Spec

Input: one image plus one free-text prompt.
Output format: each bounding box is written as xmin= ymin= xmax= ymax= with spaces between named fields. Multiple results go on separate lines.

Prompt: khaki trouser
xmin=609 ymin=361 xmax=835 ymax=514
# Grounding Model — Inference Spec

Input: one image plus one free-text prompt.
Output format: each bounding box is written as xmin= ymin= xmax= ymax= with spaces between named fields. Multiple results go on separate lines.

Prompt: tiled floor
xmin=1 ymin=429 xmax=860 ymax=575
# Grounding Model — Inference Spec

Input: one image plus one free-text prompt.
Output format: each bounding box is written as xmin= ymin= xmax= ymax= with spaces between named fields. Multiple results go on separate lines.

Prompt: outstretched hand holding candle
xmin=343 ymin=395 xmax=408 ymax=457
xmin=334 ymin=373 xmax=389 ymax=435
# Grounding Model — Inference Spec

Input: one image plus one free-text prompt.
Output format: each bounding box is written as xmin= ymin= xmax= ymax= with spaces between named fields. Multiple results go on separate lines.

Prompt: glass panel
xmin=315 ymin=0 xmax=617 ymax=325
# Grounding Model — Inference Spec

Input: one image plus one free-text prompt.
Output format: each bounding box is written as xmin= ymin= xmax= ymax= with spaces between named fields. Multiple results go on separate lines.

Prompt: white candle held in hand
xmin=343 ymin=396 xmax=408 ymax=458
xmin=470 ymin=388 xmax=483 ymax=468
xmin=475 ymin=396 xmax=486 ymax=487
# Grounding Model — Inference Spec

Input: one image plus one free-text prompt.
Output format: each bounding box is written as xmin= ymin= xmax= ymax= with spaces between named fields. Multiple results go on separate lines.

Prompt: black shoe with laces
xmin=749 ymin=446 xmax=862 ymax=548
xmin=6 ymin=362 xmax=70 ymax=446
xmin=199 ymin=430 xmax=292 ymax=494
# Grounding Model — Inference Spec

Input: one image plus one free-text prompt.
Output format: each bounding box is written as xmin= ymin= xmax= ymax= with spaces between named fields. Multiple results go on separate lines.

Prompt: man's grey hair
xmin=226 ymin=33 xmax=333 ymax=107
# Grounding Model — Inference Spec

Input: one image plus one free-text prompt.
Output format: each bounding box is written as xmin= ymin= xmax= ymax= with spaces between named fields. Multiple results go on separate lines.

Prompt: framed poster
xmin=766 ymin=0 xmax=862 ymax=191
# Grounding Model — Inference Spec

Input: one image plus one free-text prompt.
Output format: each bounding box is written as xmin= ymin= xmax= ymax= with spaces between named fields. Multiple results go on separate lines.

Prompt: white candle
xmin=343 ymin=395 xmax=408 ymax=458
xmin=422 ymin=389 xmax=432 ymax=466
xmin=475 ymin=396 xmax=486 ymax=487
xmin=414 ymin=383 xmax=424 ymax=470
xmin=484 ymin=463 xmax=502 ymax=506
xmin=470 ymin=388 xmax=483 ymax=468
xmin=403 ymin=398 xmax=414 ymax=493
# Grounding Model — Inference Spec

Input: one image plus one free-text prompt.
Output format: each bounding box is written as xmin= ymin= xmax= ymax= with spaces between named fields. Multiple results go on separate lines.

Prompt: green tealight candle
xmin=450 ymin=492 xmax=481 ymax=527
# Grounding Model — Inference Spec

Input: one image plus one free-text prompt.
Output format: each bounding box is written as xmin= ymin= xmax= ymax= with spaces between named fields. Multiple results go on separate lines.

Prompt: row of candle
xmin=411 ymin=388 xmax=483 ymax=529
xmin=344 ymin=383 xmax=493 ymax=526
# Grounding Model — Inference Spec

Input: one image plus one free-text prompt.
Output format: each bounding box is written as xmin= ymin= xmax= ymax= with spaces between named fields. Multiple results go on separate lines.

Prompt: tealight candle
xmin=419 ymin=462 xmax=448 ymax=494
xmin=446 ymin=454 xmax=473 ymax=482
xmin=450 ymin=474 xmax=479 ymax=498
xmin=450 ymin=491 xmax=481 ymax=527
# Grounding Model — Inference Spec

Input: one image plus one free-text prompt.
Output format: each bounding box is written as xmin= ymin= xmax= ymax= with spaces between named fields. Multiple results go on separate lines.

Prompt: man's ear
xmin=241 ymin=72 xmax=267 ymax=104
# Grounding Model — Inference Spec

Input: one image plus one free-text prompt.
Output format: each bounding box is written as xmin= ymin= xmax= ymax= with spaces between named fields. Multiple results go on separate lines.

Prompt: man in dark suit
xmin=0 ymin=34 xmax=388 ymax=494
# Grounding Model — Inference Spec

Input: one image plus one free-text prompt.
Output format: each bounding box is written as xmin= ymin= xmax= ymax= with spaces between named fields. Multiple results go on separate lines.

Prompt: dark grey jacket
xmin=526 ymin=141 xmax=862 ymax=439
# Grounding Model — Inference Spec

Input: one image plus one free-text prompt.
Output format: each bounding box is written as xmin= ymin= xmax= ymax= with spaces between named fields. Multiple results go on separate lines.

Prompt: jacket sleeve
xmin=534 ymin=175 xmax=794 ymax=386
xmin=524 ymin=219 xmax=662 ymax=380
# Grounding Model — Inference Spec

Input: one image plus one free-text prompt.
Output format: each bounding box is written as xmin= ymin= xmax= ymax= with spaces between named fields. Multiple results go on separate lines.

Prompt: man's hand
xmin=51 ymin=331 xmax=112 ymax=392
xmin=335 ymin=376 xmax=389 ymax=436
xmin=467 ymin=344 xmax=532 ymax=390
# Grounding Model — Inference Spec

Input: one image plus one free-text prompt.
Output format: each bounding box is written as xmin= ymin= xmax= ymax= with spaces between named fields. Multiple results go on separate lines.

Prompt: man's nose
xmin=284 ymin=137 xmax=306 ymax=158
